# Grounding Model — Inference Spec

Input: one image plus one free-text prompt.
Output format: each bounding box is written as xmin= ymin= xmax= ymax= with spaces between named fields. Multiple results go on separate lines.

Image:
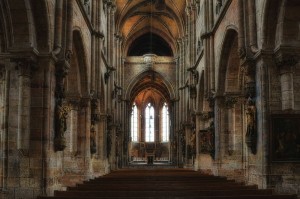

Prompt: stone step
xmin=38 ymin=195 xmax=297 ymax=199
xmin=67 ymin=185 xmax=258 ymax=191
xmin=36 ymin=169 xmax=297 ymax=199
xmin=54 ymin=189 xmax=274 ymax=197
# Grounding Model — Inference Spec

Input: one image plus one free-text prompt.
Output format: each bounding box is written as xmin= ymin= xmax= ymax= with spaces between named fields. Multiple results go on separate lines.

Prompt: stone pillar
xmin=237 ymin=0 xmax=246 ymax=58
xmin=98 ymin=114 xmax=107 ymax=160
xmin=224 ymin=96 xmax=238 ymax=155
xmin=68 ymin=99 xmax=80 ymax=154
xmin=0 ymin=64 xmax=8 ymax=189
xmin=13 ymin=59 xmax=36 ymax=153
xmin=247 ymin=0 xmax=258 ymax=53
xmin=66 ymin=0 xmax=74 ymax=58
xmin=275 ymin=55 xmax=298 ymax=110
xmin=80 ymin=97 xmax=91 ymax=158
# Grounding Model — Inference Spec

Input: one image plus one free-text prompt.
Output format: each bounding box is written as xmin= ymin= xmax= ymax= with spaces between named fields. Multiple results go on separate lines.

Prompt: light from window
xmin=131 ymin=103 xmax=138 ymax=142
xmin=145 ymin=103 xmax=155 ymax=142
xmin=162 ymin=103 xmax=169 ymax=142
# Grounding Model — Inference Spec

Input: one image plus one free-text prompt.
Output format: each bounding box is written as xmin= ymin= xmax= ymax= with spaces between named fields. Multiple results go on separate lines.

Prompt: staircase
xmin=38 ymin=169 xmax=297 ymax=199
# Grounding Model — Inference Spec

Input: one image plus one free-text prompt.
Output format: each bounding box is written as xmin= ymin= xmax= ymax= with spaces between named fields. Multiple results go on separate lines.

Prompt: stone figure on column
xmin=245 ymin=97 xmax=257 ymax=154
xmin=54 ymin=99 xmax=70 ymax=151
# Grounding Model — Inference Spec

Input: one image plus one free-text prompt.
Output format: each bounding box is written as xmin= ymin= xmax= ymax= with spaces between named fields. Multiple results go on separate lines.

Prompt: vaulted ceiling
xmin=115 ymin=0 xmax=186 ymax=56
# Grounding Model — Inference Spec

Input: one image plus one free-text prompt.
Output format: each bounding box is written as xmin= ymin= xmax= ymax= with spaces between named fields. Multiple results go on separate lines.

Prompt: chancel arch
xmin=127 ymin=71 xmax=174 ymax=164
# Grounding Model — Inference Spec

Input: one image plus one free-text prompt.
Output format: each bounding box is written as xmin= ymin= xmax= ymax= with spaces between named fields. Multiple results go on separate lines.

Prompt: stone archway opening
xmin=128 ymin=72 xmax=173 ymax=166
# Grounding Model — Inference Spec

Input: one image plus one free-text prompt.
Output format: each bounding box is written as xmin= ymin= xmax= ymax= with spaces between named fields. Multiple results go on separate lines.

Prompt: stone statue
xmin=245 ymin=97 xmax=257 ymax=154
xmin=90 ymin=124 xmax=97 ymax=154
xmin=54 ymin=100 xmax=70 ymax=151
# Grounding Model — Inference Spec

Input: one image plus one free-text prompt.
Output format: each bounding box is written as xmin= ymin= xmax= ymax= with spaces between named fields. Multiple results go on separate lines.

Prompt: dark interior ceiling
xmin=127 ymin=32 xmax=173 ymax=56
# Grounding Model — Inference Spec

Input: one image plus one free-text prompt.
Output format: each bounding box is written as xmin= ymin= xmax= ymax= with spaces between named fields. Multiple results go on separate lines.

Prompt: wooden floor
xmin=38 ymin=169 xmax=297 ymax=199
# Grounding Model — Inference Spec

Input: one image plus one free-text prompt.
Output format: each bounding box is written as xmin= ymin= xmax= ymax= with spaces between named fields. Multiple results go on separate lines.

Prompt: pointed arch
xmin=66 ymin=29 xmax=89 ymax=98
xmin=217 ymin=27 xmax=241 ymax=95
xmin=123 ymin=27 xmax=176 ymax=56
xmin=261 ymin=0 xmax=284 ymax=50
xmin=5 ymin=0 xmax=34 ymax=49
xmin=30 ymin=0 xmax=51 ymax=52
xmin=125 ymin=70 xmax=175 ymax=103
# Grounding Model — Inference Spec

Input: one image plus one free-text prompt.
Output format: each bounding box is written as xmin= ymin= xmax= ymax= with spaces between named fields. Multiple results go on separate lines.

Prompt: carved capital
xmin=12 ymin=58 xmax=37 ymax=77
xmin=199 ymin=111 xmax=214 ymax=121
xmin=65 ymin=50 xmax=72 ymax=63
xmin=55 ymin=59 xmax=70 ymax=79
xmin=224 ymin=96 xmax=238 ymax=109
xmin=238 ymin=47 xmax=246 ymax=59
xmin=275 ymin=54 xmax=298 ymax=74
xmin=244 ymin=81 xmax=256 ymax=98
xmin=241 ymin=59 xmax=256 ymax=78
xmin=207 ymin=96 xmax=215 ymax=109
xmin=80 ymin=97 xmax=90 ymax=108
xmin=0 ymin=64 xmax=5 ymax=81
xmin=189 ymin=84 xmax=197 ymax=99
xmin=67 ymin=98 xmax=81 ymax=109
xmin=100 ymin=114 xmax=108 ymax=122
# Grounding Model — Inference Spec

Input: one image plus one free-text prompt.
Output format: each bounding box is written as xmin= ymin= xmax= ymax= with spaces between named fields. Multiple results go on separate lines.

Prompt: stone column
xmin=80 ymin=98 xmax=91 ymax=158
xmin=275 ymin=55 xmax=298 ymax=110
xmin=14 ymin=59 xmax=36 ymax=154
xmin=211 ymin=96 xmax=221 ymax=161
xmin=247 ymin=0 xmax=258 ymax=53
xmin=0 ymin=64 xmax=7 ymax=189
xmin=237 ymin=0 xmax=246 ymax=58
xmin=68 ymin=99 xmax=80 ymax=154
xmin=66 ymin=0 xmax=74 ymax=59
xmin=224 ymin=96 xmax=238 ymax=155
xmin=80 ymin=97 xmax=92 ymax=176
xmin=98 ymin=114 xmax=107 ymax=160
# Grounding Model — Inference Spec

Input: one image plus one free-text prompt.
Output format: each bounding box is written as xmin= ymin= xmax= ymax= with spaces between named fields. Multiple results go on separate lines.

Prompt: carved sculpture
xmin=54 ymin=60 xmax=70 ymax=151
xmin=199 ymin=121 xmax=215 ymax=158
xmin=189 ymin=84 xmax=197 ymax=99
xmin=90 ymin=124 xmax=97 ymax=154
xmin=179 ymin=130 xmax=186 ymax=156
xmin=90 ymin=91 xmax=100 ymax=154
xmin=225 ymin=96 xmax=238 ymax=109
xmin=107 ymin=130 xmax=112 ymax=158
xmin=54 ymin=99 xmax=70 ymax=151
xmin=216 ymin=0 xmax=223 ymax=14
xmin=245 ymin=97 xmax=257 ymax=154
xmin=188 ymin=130 xmax=196 ymax=159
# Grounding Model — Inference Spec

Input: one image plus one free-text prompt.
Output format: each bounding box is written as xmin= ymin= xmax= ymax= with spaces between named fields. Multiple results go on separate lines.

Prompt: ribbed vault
xmin=116 ymin=0 xmax=186 ymax=56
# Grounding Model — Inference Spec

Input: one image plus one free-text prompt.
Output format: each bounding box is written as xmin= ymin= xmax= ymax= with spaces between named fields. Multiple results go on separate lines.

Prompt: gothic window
xmin=145 ymin=103 xmax=155 ymax=142
xmin=131 ymin=103 xmax=138 ymax=142
xmin=162 ymin=103 xmax=169 ymax=142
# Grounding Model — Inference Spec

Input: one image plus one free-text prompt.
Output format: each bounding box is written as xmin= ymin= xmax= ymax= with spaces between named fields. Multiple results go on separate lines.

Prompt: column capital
xmin=11 ymin=58 xmax=37 ymax=77
xmin=0 ymin=63 xmax=5 ymax=81
xmin=224 ymin=96 xmax=238 ymax=109
xmin=275 ymin=53 xmax=299 ymax=74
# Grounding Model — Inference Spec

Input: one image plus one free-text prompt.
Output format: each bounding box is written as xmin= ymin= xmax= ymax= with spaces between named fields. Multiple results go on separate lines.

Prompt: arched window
xmin=131 ymin=103 xmax=138 ymax=142
xmin=162 ymin=103 xmax=169 ymax=142
xmin=145 ymin=103 xmax=155 ymax=142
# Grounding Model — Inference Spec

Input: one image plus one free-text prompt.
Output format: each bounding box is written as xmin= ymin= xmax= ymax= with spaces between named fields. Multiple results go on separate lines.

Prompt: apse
xmin=127 ymin=32 xmax=173 ymax=56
